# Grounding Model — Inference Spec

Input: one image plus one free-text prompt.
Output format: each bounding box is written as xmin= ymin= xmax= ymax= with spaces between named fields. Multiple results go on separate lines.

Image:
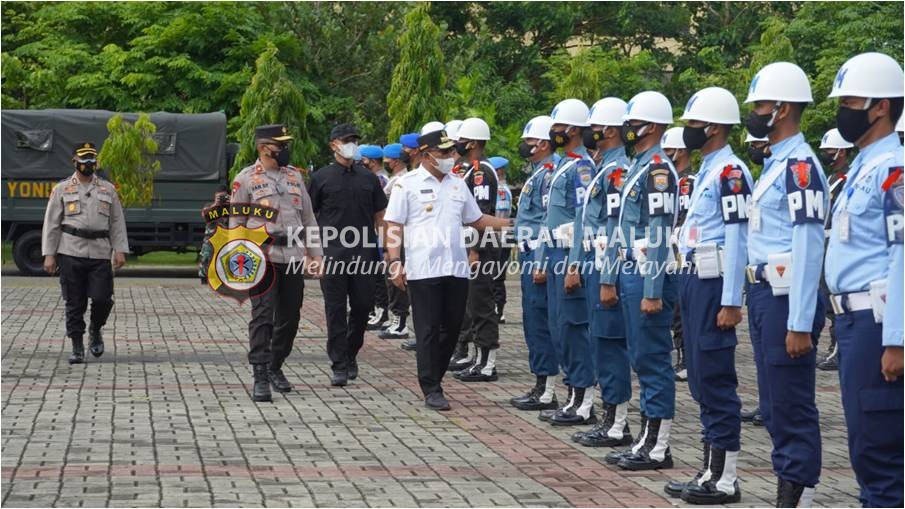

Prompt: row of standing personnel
xmin=507 ymin=52 xmax=903 ymax=508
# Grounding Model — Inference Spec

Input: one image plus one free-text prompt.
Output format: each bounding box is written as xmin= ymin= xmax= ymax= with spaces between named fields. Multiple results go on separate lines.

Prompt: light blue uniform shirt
xmin=538 ymin=146 xmax=595 ymax=262
xmin=678 ymin=145 xmax=753 ymax=307
xmin=570 ymin=147 xmax=628 ymax=265
xmin=514 ymin=155 xmax=556 ymax=243
xmin=824 ymin=132 xmax=903 ymax=346
xmin=604 ymin=145 xmax=678 ymax=299
xmin=747 ymin=132 xmax=828 ymax=332
xmin=884 ymin=141 xmax=903 ymax=347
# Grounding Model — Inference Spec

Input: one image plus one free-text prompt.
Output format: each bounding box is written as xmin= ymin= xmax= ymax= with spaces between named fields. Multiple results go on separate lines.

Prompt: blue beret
xmin=400 ymin=133 xmax=420 ymax=149
xmin=383 ymin=143 xmax=403 ymax=159
xmin=359 ymin=144 xmax=383 ymax=160
xmin=489 ymin=156 xmax=509 ymax=170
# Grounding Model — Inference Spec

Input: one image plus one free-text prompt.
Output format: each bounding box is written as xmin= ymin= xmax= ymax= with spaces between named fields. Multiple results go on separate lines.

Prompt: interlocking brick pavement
xmin=1 ymin=275 xmax=860 ymax=507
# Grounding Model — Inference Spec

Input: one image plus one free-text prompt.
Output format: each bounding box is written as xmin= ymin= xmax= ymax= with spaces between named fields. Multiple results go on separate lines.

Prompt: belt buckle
xmin=830 ymin=294 xmax=846 ymax=315
xmin=745 ymin=266 xmax=758 ymax=284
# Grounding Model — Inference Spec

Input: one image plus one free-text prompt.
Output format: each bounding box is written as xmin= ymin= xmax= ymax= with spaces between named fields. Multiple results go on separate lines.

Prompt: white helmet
xmin=623 ymin=91 xmax=673 ymax=124
xmin=745 ymin=62 xmax=813 ymax=103
xmin=829 ymin=52 xmax=904 ymax=99
xmin=745 ymin=132 xmax=768 ymax=143
xmin=661 ymin=127 xmax=686 ymax=149
xmin=819 ymin=128 xmax=855 ymax=149
xmin=897 ymin=114 xmax=904 ymax=133
xmin=457 ymin=117 xmax=491 ymax=141
xmin=521 ymin=115 xmax=554 ymax=140
xmin=444 ymin=119 xmax=463 ymax=140
xmin=681 ymin=87 xmax=740 ymax=124
xmin=420 ymin=121 xmax=445 ymax=135
xmin=588 ymin=97 xmax=628 ymax=127
xmin=550 ymin=99 xmax=590 ymax=127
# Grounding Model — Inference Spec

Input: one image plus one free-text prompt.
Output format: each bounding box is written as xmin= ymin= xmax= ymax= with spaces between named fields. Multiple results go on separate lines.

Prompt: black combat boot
xmin=775 ymin=479 xmax=813 ymax=508
xmin=251 ymin=364 xmax=272 ymax=402
xmin=665 ymin=441 xmax=710 ymax=497
xmin=456 ymin=347 xmax=498 ymax=382
xmin=617 ymin=418 xmax=673 ymax=471
xmin=550 ymin=387 xmax=597 ymax=426
xmin=348 ymin=360 xmax=359 ymax=380
xmin=577 ymin=402 xmax=633 ymax=447
xmin=605 ymin=413 xmax=647 ymax=464
xmin=681 ymin=447 xmax=741 ymax=504
xmin=510 ymin=376 xmax=543 ymax=407
xmin=68 ymin=337 xmax=85 ymax=365
xmin=269 ymin=364 xmax=293 ymax=393
xmin=539 ymin=386 xmax=572 ymax=422
xmin=88 ymin=328 xmax=104 ymax=357
xmin=447 ymin=343 xmax=475 ymax=372
xmin=512 ymin=376 xmax=558 ymax=411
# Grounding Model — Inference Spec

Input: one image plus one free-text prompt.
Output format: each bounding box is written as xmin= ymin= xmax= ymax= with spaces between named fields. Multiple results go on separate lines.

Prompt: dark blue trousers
xmin=835 ymin=310 xmax=904 ymax=508
xmin=519 ymin=249 xmax=558 ymax=377
xmin=679 ymin=273 xmax=741 ymax=452
xmin=586 ymin=264 xmax=630 ymax=405
xmin=557 ymin=251 xmax=595 ymax=389
xmin=746 ymin=281 xmax=824 ymax=487
xmin=546 ymin=247 xmax=570 ymax=386
xmin=620 ymin=270 xmax=678 ymax=419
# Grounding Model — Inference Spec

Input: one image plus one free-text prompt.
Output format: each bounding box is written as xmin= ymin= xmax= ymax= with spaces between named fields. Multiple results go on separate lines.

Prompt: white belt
xmin=830 ymin=291 xmax=873 ymax=315
xmin=519 ymin=238 xmax=541 ymax=252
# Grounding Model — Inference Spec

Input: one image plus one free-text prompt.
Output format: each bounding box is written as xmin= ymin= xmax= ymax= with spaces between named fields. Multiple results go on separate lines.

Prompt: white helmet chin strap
xmin=767 ymin=101 xmax=781 ymax=128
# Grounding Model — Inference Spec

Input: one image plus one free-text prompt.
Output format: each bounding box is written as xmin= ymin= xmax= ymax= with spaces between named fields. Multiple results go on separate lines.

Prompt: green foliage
xmin=230 ymin=44 xmax=312 ymax=177
xmin=98 ymin=113 xmax=160 ymax=207
xmin=2 ymin=1 xmax=903 ymax=173
xmin=387 ymin=3 xmax=447 ymax=141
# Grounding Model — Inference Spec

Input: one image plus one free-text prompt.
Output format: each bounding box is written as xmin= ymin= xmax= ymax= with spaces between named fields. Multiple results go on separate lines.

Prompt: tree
xmin=98 ymin=113 xmax=160 ymax=207
xmin=230 ymin=44 xmax=313 ymax=178
xmin=386 ymin=3 xmax=447 ymax=141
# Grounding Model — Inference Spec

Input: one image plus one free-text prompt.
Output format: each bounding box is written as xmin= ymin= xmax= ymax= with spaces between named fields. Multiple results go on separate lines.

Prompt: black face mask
xmin=455 ymin=141 xmax=470 ymax=157
xmin=582 ymin=129 xmax=603 ymax=151
xmin=745 ymin=109 xmax=776 ymax=139
xmin=818 ymin=150 xmax=838 ymax=168
xmin=271 ymin=145 xmax=290 ymax=167
xmin=549 ymin=129 xmax=568 ymax=149
xmin=75 ymin=159 xmax=96 ymax=176
xmin=620 ymin=122 xmax=648 ymax=149
xmin=747 ymin=144 xmax=767 ymax=166
xmin=682 ymin=125 xmax=710 ymax=151
xmin=518 ymin=141 xmax=536 ymax=159
xmin=836 ymin=102 xmax=877 ymax=144
xmin=400 ymin=151 xmax=411 ymax=164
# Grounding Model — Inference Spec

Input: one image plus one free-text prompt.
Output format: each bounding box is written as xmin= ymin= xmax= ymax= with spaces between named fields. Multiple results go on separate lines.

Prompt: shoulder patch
xmin=785 ymin=157 xmax=826 ymax=225
xmin=719 ymin=164 xmax=751 ymax=224
xmin=884 ymin=167 xmax=903 ymax=245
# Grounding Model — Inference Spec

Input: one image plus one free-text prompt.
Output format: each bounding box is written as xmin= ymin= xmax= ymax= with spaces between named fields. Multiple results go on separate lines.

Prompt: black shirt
xmin=308 ymin=160 xmax=388 ymax=261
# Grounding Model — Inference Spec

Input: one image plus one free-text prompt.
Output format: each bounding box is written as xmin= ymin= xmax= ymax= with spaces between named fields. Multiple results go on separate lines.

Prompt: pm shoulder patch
xmin=883 ymin=166 xmax=904 ymax=245
xmin=646 ymin=165 xmax=676 ymax=216
xmin=785 ymin=157 xmax=826 ymax=225
xmin=719 ymin=165 xmax=751 ymax=224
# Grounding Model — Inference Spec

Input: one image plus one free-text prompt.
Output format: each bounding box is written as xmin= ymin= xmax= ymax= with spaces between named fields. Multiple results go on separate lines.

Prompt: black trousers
xmin=58 ymin=254 xmax=114 ymax=340
xmin=320 ymin=267 xmax=376 ymax=372
xmin=248 ymin=263 xmax=304 ymax=367
xmin=408 ymin=276 xmax=470 ymax=396
xmin=465 ymin=249 xmax=500 ymax=349
xmin=374 ymin=272 xmax=389 ymax=309
xmin=490 ymin=247 xmax=511 ymax=313
xmin=386 ymin=276 xmax=410 ymax=317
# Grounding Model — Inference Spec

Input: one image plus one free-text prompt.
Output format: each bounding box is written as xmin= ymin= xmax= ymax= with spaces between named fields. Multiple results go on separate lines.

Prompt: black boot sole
xmin=68 ymin=356 xmax=85 ymax=365
xmin=252 ymin=392 xmax=273 ymax=402
xmin=605 ymin=452 xmax=630 ymax=465
xmin=617 ymin=457 xmax=674 ymax=471
xmin=457 ymin=374 xmax=498 ymax=382
xmin=550 ymin=415 xmax=598 ymax=427
xmin=681 ymin=490 xmax=741 ymax=505
xmin=89 ymin=344 xmax=104 ymax=358
xmin=270 ymin=382 xmax=292 ymax=393
xmin=578 ymin=435 xmax=633 ymax=448
xmin=663 ymin=482 xmax=690 ymax=498
xmin=513 ymin=400 xmax=558 ymax=411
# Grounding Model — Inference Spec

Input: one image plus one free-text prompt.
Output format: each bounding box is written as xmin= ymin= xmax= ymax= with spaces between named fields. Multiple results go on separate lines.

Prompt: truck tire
xmin=13 ymin=230 xmax=46 ymax=276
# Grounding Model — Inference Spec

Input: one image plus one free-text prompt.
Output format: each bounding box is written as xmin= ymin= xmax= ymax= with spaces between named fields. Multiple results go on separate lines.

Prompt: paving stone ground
xmin=1 ymin=275 xmax=860 ymax=508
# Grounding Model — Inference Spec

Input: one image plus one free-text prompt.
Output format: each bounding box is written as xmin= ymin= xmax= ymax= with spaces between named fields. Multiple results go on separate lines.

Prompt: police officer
xmin=816 ymin=128 xmax=854 ymax=372
xmin=510 ymin=115 xmax=561 ymax=411
xmin=662 ymin=126 xmax=692 ymax=382
xmin=230 ymin=125 xmax=323 ymax=401
xmin=663 ymin=87 xmax=752 ymax=503
xmin=743 ymin=62 xmax=828 ymax=507
xmin=377 ymin=143 xmax=412 ymax=340
xmin=453 ymin=117 xmax=502 ymax=383
xmin=199 ymin=184 xmax=230 ymax=283
xmin=490 ymin=156 xmax=512 ymax=323
xmin=383 ymin=130 xmax=511 ymax=410
xmin=601 ymin=91 xmax=679 ymax=470
xmin=309 ymin=123 xmax=389 ymax=387
xmin=42 ymin=142 xmax=129 ymax=364
xmin=569 ymin=97 xmax=634 ymax=447
xmin=540 ymin=98 xmax=597 ymax=425
xmin=824 ymin=52 xmax=903 ymax=508
xmin=740 ymin=131 xmax=768 ymax=429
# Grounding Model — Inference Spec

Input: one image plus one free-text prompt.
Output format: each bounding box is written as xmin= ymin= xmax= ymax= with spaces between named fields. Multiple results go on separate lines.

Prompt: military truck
xmin=1 ymin=109 xmax=236 ymax=275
